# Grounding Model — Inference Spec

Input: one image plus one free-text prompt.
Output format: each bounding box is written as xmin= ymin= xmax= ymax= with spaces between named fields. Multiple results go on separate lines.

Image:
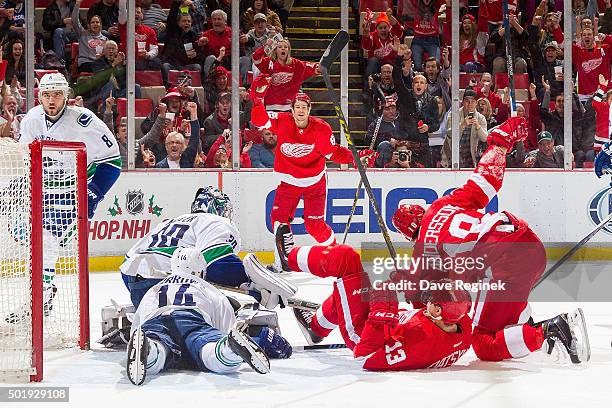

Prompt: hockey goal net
xmin=0 ymin=139 xmax=89 ymax=382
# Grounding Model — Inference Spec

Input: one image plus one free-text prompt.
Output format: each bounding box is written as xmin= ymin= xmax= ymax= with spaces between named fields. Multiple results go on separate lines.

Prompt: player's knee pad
xmin=471 ymin=331 xmax=508 ymax=362
xmin=200 ymin=340 xmax=241 ymax=374
xmin=98 ymin=300 xmax=135 ymax=348
xmin=304 ymin=217 xmax=334 ymax=245
xmin=325 ymin=245 xmax=363 ymax=278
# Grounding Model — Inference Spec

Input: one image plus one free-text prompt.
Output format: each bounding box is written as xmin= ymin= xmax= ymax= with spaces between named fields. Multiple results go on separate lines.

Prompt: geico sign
xmin=265 ymin=187 xmax=498 ymax=234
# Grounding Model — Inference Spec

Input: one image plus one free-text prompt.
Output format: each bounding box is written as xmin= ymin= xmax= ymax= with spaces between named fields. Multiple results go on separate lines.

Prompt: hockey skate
xmin=4 ymin=284 xmax=57 ymax=324
xmin=126 ymin=327 xmax=150 ymax=386
xmin=227 ymin=328 xmax=270 ymax=374
xmin=540 ymin=308 xmax=590 ymax=364
xmin=273 ymin=222 xmax=294 ymax=272
xmin=293 ymin=308 xmax=324 ymax=345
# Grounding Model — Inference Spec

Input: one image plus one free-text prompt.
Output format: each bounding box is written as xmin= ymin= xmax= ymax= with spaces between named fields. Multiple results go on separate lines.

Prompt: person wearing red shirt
xmin=592 ymin=74 xmax=612 ymax=152
xmin=252 ymin=38 xmax=320 ymax=111
xmin=410 ymin=0 xmax=440 ymax=71
xmin=249 ymin=76 xmax=353 ymax=271
xmin=286 ymin=243 xmax=473 ymax=371
xmin=390 ymin=117 xmax=591 ymax=365
xmin=118 ymin=2 xmax=161 ymax=71
xmin=361 ymin=10 xmax=404 ymax=86
xmin=197 ymin=9 xmax=251 ymax=83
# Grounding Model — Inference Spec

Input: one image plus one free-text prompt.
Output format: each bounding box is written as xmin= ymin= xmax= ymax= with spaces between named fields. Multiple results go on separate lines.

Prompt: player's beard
xmin=44 ymin=100 xmax=67 ymax=122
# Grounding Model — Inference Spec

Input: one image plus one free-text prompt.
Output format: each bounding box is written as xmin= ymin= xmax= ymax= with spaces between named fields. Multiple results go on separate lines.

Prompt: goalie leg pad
xmin=98 ymin=301 xmax=135 ymax=348
xmin=243 ymin=253 xmax=297 ymax=309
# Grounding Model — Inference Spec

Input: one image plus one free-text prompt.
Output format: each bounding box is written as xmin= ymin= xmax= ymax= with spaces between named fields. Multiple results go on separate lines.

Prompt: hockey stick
xmin=503 ymin=0 xmax=517 ymax=116
xmin=293 ymin=343 xmax=348 ymax=351
xmin=533 ymin=211 xmax=612 ymax=289
xmin=320 ymin=30 xmax=398 ymax=261
xmin=213 ymin=283 xmax=320 ymax=312
xmin=342 ymin=84 xmax=386 ymax=244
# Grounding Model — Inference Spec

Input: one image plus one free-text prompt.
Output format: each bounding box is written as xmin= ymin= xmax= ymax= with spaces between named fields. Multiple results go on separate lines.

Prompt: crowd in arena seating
xmin=1 ymin=0 xmax=612 ymax=170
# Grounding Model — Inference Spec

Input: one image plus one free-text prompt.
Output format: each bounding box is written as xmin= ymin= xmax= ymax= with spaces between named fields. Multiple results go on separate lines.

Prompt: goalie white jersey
xmin=120 ymin=213 xmax=241 ymax=278
xmin=19 ymin=105 xmax=121 ymax=183
xmin=132 ymin=271 xmax=236 ymax=334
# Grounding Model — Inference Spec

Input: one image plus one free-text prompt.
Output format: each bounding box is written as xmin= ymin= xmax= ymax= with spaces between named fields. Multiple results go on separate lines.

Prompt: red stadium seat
xmin=168 ymin=70 xmax=202 ymax=87
xmin=459 ymin=73 xmax=481 ymax=89
xmin=117 ymin=98 xmax=154 ymax=118
xmin=156 ymin=0 xmax=174 ymax=7
xmin=583 ymin=161 xmax=595 ymax=168
xmin=495 ymin=72 xmax=529 ymax=90
xmin=80 ymin=0 xmax=99 ymax=7
xmin=35 ymin=0 xmax=53 ymax=7
xmin=135 ymin=71 xmax=164 ymax=86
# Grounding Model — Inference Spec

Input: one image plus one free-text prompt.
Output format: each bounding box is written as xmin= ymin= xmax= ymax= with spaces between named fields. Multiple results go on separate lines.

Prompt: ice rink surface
xmin=5 ymin=263 xmax=612 ymax=408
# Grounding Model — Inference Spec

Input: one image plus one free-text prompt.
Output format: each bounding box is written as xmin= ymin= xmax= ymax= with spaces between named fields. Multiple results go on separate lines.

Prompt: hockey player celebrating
xmin=118 ymin=186 xmax=296 ymax=310
xmin=249 ymin=75 xmax=354 ymax=271
xmin=284 ymin=244 xmax=473 ymax=371
xmin=391 ymin=116 xmax=591 ymax=364
xmin=126 ymin=247 xmax=292 ymax=386
xmin=11 ymin=72 xmax=121 ymax=322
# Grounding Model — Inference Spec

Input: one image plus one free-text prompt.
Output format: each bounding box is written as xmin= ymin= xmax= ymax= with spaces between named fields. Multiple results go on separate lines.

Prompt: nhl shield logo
xmin=588 ymin=187 xmax=612 ymax=234
xmin=125 ymin=190 xmax=144 ymax=215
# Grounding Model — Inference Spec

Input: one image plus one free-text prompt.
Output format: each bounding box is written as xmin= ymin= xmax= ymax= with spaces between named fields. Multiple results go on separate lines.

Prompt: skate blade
xmin=568 ymin=308 xmax=591 ymax=364
xmin=127 ymin=328 xmax=147 ymax=385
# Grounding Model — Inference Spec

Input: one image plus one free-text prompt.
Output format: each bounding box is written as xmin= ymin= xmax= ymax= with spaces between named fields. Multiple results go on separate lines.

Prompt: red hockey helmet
xmin=423 ymin=282 xmax=472 ymax=324
xmin=392 ymin=204 xmax=425 ymax=241
xmin=292 ymin=92 xmax=311 ymax=106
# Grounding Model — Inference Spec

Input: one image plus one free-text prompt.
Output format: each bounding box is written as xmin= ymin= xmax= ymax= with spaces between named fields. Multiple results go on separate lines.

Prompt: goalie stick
xmin=293 ymin=343 xmax=348 ymax=351
xmin=319 ymin=30 xmax=398 ymax=261
xmin=213 ymin=283 xmax=321 ymax=312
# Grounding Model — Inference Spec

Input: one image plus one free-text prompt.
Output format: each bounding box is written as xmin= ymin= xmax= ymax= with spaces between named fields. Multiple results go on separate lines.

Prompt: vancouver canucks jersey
xmin=131 ymin=271 xmax=236 ymax=334
xmin=19 ymin=105 xmax=121 ymax=186
xmin=120 ymin=213 xmax=241 ymax=278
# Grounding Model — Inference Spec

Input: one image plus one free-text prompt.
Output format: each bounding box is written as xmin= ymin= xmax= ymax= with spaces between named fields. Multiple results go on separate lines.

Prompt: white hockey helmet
xmin=38 ymin=72 xmax=70 ymax=101
xmin=171 ymin=247 xmax=206 ymax=279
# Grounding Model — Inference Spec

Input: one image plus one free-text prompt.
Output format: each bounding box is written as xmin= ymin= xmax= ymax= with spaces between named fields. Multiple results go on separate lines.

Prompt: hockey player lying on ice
xmin=390 ymin=116 xmax=590 ymax=364
xmin=126 ymin=248 xmax=292 ymax=386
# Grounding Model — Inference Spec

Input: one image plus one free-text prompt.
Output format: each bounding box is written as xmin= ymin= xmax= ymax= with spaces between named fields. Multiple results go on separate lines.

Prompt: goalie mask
xmin=171 ymin=247 xmax=206 ymax=278
xmin=191 ymin=186 xmax=233 ymax=219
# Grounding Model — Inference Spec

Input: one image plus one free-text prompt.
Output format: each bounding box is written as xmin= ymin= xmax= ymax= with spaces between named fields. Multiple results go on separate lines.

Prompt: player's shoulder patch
xmin=77 ymin=111 xmax=93 ymax=128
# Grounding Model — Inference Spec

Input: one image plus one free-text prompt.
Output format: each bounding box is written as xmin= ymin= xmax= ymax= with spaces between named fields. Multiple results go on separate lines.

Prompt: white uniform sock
xmin=147 ymin=339 xmax=168 ymax=375
xmin=199 ymin=336 xmax=242 ymax=374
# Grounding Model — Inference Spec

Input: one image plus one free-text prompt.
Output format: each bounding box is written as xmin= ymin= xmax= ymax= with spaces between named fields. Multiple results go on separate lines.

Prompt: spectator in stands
xmin=361 ymin=10 xmax=403 ymax=86
xmin=140 ymin=0 xmax=169 ymax=41
xmin=476 ymin=97 xmax=497 ymax=129
xmin=203 ymin=65 xmax=230 ymax=116
xmin=383 ymin=141 xmax=412 ymax=168
xmin=365 ymin=64 xmax=395 ymax=121
xmin=243 ymin=13 xmax=274 ymax=66
xmin=87 ymin=0 xmax=119 ymax=41
xmin=369 ymin=95 xmax=402 ymax=155
xmin=242 ymin=0 xmax=283 ymax=33
xmin=457 ymin=13 xmax=484 ymax=73
xmin=140 ymin=87 xmax=188 ymax=139
xmin=202 ymin=90 xmax=252 ymax=154
xmin=601 ymin=0 xmax=612 ymax=34
xmin=102 ymin=96 xmax=127 ymax=168
xmin=428 ymin=95 xmax=449 ymax=167
xmin=205 ymin=128 xmax=253 ymax=168
xmin=410 ymin=0 xmax=440 ymax=72
xmin=180 ymin=0 xmax=208 ymax=36
xmin=539 ymin=77 xmax=584 ymax=148
xmin=489 ymin=13 xmax=529 ymax=75
xmin=0 ymin=93 xmax=19 ymax=139
xmin=4 ymin=39 xmax=24 ymax=85
xmin=441 ymin=89 xmax=487 ymax=168
xmin=155 ymin=102 xmax=201 ymax=168
xmin=43 ymin=0 xmax=77 ymax=64
xmin=267 ymin=0 xmax=293 ymax=30
xmin=423 ymin=51 xmax=451 ymax=110
xmin=118 ymin=3 xmax=162 ymax=71
xmin=592 ymin=74 xmax=612 ymax=152
xmin=471 ymin=72 xmax=503 ymax=119
xmin=523 ymin=130 xmax=566 ymax=168
xmin=206 ymin=0 xmax=232 ymax=24
xmin=248 ymin=128 xmax=276 ymax=168
xmin=173 ymin=70 xmax=206 ymax=121
xmin=252 ymin=38 xmax=319 ymax=111
xmin=160 ymin=7 xmax=202 ymax=88
xmin=530 ymin=41 xmax=563 ymax=100
xmin=73 ymin=0 xmax=108 ymax=73
xmin=1 ymin=0 xmax=25 ymax=41
xmin=0 ymin=9 xmax=15 ymax=45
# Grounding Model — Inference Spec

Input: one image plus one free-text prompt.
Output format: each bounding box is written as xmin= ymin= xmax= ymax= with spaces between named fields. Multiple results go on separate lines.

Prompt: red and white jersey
xmin=479 ymin=0 xmax=517 ymax=24
xmin=360 ymin=309 xmax=472 ymax=371
xmin=119 ymin=23 xmax=158 ymax=59
xmin=252 ymin=47 xmax=319 ymax=111
xmin=360 ymin=22 xmax=404 ymax=64
xmin=591 ymin=86 xmax=612 ymax=150
xmin=413 ymin=146 xmax=511 ymax=280
xmin=251 ymin=102 xmax=353 ymax=187
xmin=573 ymin=43 xmax=612 ymax=97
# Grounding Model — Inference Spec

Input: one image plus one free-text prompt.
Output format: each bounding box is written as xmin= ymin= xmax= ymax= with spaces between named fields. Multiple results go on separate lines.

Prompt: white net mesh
xmin=0 ymin=139 xmax=84 ymax=380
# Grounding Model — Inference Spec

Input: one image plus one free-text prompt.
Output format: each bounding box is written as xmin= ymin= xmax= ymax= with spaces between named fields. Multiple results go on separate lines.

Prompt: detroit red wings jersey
xmin=412 ymin=146 xmax=510 ymax=280
xmin=572 ymin=43 xmax=612 ymax=96
xmin=361 ymin=309 xmax=472 ymax=371
xmin=251 ymin=102 xmax=352 ymax=187
xmin=252 ymin=47 xmax=319 ymax=111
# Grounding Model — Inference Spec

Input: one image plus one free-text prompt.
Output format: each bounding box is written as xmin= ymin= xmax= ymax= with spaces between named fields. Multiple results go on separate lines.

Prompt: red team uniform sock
xmin=473 ymin=324 xmax=544 ymax=361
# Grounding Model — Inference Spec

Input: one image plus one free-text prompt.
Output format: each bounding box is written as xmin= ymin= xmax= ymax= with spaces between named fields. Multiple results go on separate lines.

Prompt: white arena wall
xmin=87 ymin=169 xmax=612 ymax=270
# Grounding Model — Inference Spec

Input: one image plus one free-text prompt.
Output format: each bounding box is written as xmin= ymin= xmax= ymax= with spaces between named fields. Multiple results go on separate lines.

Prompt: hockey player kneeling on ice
xmin=119 ymin=186 xmax=296 ymax=309
xmin=7 ymin=72 xmax=121 ymax=323
xmin=392 ymin=116 xmax=591 ymax=364
xmin=126 ymin=247 xmax=292 ymax=386
xmin=288 ymin=244 xmax=473 ymax=371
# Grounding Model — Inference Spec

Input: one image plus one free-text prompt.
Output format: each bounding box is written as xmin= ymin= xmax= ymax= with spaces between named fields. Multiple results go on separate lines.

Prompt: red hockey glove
xmin=249 ymin=75 xmax=271 ymax=104
xmin=487 ymin=116 xmax=528 ymax=151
